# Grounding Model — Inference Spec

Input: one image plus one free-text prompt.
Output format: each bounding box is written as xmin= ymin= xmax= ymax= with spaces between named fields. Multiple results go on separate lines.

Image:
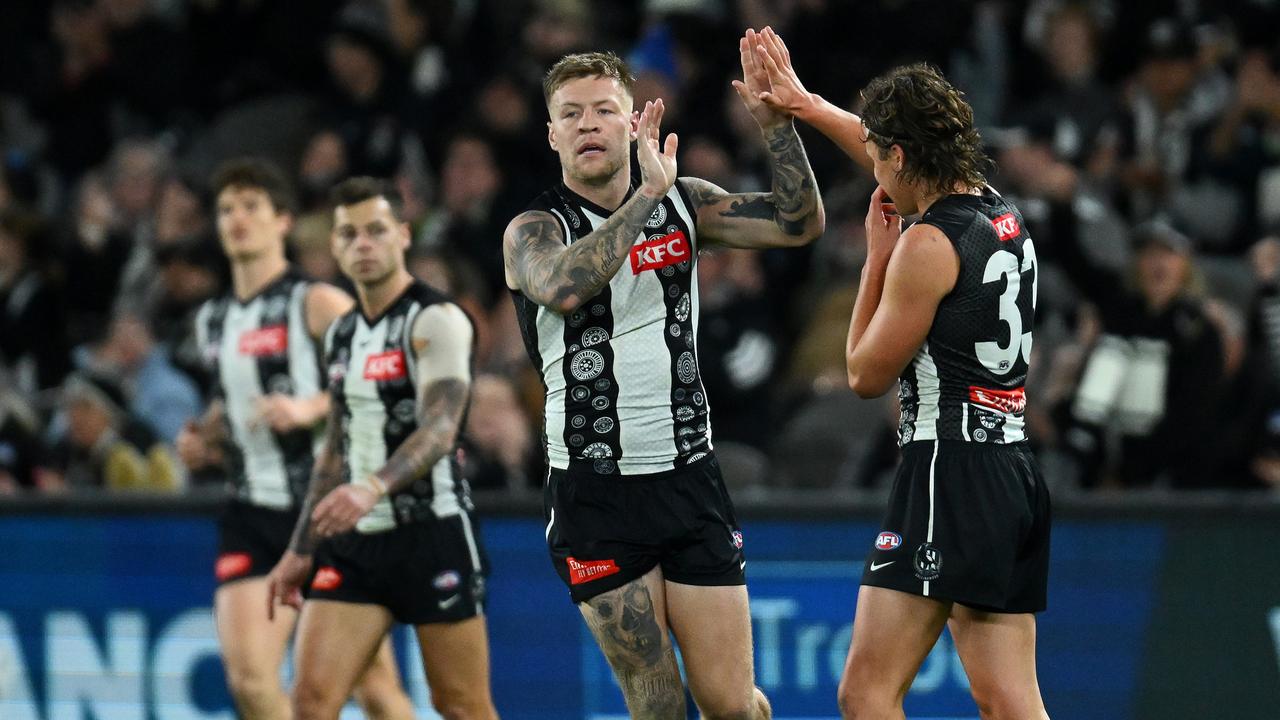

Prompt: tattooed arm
xmin=306 ymin=303 xmax=474 ymax=537
xmin=264 ymin=384 xmax=346 ymax=616
xmin=692 ymin=27 xmax=824 ymax=249
xmin=681 ymin=121 xmax=824 ymax=249
xmin=503 ymin=98 xmax=679 ymax=314
xmin=751 ymin=27 xmax=876 ymax=173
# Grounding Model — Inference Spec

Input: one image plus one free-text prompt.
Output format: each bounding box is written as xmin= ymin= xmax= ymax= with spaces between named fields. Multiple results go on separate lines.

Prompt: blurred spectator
xmin=62 ymin=171 xmax=133 ymax=338
xmin=73 ymin=311 xmax=202 ymax=446
xmin=0 ymin=384 xmax=45 ymax=493
xmin=1009 ymin=3 xmax=1122 ymax=175
xmin=1052 ymin=218 xmax=1227 ymax=489
xmin=0 ymin=208 xmax=71 ymax=394
xmin=461 ymin=374 xmax=536 ymax=491
xmin=418 ymin=133 xmax=516 ymax=294
xmin=696 ymin=248 xmax=779 ymax=450
xmin=153 ymin=235 xmax=226 ymax=391
xmin=44 ymin=371 xmax=179 ymax=492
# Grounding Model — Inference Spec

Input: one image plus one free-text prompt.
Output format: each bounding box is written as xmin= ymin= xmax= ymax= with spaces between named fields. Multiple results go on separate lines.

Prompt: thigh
xmin=414 ymin=616 xmax=495 ymax=709
xmin=947 ymin=606 xmax=1047 ymax=717
xmin=215 ymin=577 xmax=295 ymax=677
xmin=580 ymin=566 xmax=685 ymax=720
xmin=545 ymin=471 xmax=661 ymax=604
xmin=294 ymin=600 xmax=394 ymax=706
xmin=664 ymin=581 xmax=754 ymax=713
xmin=842 ymin=585 xmax=950 ymax=700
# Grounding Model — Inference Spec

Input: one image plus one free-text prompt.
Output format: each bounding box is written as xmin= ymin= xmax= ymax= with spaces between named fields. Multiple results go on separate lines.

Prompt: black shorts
xmin=544 ymin=454 xmax=746 ymax=604
xmin=307 ymin=513 xmax=488 ymax=625
xmin=861 ymin=440 xmax=1051 ymax=613
xmin=215 ymin=499 xmax=298 ymax=586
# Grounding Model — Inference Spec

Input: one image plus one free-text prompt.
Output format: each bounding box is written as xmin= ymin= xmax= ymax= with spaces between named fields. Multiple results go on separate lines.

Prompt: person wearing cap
xmin=1048 ymin=210 xmax=1227 ymax=488
xmin=50 ymin=371 xmax=179 ymax=492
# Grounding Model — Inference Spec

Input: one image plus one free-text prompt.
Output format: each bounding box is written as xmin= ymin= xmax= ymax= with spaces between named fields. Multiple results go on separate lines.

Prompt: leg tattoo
xmin=584 ymin=580 xmax=685 ymax=719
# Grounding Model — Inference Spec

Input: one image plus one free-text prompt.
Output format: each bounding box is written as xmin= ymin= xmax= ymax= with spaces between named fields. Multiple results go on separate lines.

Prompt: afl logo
xmin=646 ymin=203 xmax=667 ymax=228
xmin=570 ymin=350 xmax=605 ymax=381
xmin=875 ymin=532 xmax=902 ymax=551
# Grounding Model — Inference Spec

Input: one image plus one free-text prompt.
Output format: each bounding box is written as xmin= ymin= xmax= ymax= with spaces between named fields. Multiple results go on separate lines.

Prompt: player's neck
xmin=231 ymin=251 xmax=289 ymax=303
xmin=562 ymin=166 xmax=632 ymax=212
xmin=357 ymin=269 xmax=414 ymax=320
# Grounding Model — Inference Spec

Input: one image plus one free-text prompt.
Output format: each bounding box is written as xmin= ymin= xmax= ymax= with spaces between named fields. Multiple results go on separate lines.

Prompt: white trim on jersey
xmin=429 ymin=454 xmax=461 ymax=517
xmin=538 ymin=209 xmax=574 ymax=471
xmin=923 ymin=439 xmax=940 ymax=597
xmin=960 ymin=401 xmax=970 ymax=442
xmin=673 ymin=185 xmax=713 ymax=448
xmin=286 ymin=283 xmax=323 ymax=454
xmin=911 ymin=342 xmax=943 ymax=442
xmin=348 ymin=317 xmax=397 ymax=533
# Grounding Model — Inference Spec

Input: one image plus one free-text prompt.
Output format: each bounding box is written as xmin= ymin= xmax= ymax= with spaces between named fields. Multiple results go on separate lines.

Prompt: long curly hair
xmin=860 ymin=63 xmax=990 ymax=197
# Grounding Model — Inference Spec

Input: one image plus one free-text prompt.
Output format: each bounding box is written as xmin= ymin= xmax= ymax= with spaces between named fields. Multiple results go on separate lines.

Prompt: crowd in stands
xmin=2 ymin=0 xmax=1279 ymax=495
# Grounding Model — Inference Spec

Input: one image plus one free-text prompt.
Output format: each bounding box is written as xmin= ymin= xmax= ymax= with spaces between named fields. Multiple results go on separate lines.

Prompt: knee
xmin=429 ymin=686 xmax=495 ymax=720
xmin=970 ymin=683 xmax=1043 ymax=720
xmin=837 ymin=675 xmax=898 ymax=720
xmin=353 ymin=678 xmax=410 ymax=720
xmin=292 ymin=679 xmax=344 ymax=720
xmin=224 ymin=664 xmax=283 ymax=711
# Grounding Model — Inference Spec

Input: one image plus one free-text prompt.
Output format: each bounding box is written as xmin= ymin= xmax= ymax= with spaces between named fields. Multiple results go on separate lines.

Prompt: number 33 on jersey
xmin=899 ymin=191 xmax=1038 ymax=445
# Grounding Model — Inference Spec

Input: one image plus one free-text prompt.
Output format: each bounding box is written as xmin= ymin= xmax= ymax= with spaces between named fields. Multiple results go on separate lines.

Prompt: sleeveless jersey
xmin=325 ymin=280 xmax=473 ymax=534
xmin=511 ymin=181 xmax=712 ymax=475
xmin=195 ymin=270 xmax=323 ymax=509
xmin=899 ymin=187 xmax=1038 ymax=445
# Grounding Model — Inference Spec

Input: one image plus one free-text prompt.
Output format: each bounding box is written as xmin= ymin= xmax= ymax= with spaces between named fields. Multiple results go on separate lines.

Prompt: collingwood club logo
xmin=913 ymin=543 xmax=942 ymax=581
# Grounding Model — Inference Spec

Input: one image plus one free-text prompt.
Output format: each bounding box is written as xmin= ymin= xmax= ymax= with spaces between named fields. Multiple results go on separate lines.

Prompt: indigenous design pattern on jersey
xmin=899 ymin=187 xmax=1038 ymax=445
xmin=325 ymin=281 xmax=473 ymax=533
xmin=511 ymin=181 xmax=712 ymax=474
xmin=195 ymin=271 xmax=323 ymax=509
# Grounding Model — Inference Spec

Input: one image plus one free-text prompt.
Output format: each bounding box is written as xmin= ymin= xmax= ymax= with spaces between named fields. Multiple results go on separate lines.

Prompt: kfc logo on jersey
xmin=214 ymin=552 xmax=252 ymax=581
xmin=566 ymin=556 xmax=621 ymax=585
xmin=312 ymin=566 xmax=343 ymax=591
xmin=630 ymin=230 xmax=691 ymax=274
xmin=363 ymin=350 xmax=406 ymax=381
xmin=969 ymin=385 xmax=1027 ymax=414
xmin=992 ymin=213 xmax=1021 ymax=242
xmin=875 ymin=532 xmax=902 ymax=551
xmin=237 ymin=325 xmax=288 ymax=356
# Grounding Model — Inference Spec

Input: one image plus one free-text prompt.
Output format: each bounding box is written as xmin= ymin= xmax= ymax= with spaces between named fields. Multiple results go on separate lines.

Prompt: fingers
xmin=755 ymin=44 xmax=784 ymax=84
xmin=868 ymin=185 xmax=887 ymax=216
xmin=285 ymin=589 xmax=304 ymax=612
xmin=744 ymin=28 xmax=762 ymax=77
xmin=663 ymin=132 xmax=679 ymax=158
xmin=763 ymin=26 xmax=790 ymax=66
xmin=266 ymin=579 xmax=277 ymax=621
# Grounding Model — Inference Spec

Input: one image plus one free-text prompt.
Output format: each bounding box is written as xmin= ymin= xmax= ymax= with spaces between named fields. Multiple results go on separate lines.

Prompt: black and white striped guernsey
xmin=324 ymin=280 xmax=474 ymax=534
xmin=511 ymin=181 xmax=713 ymax=475
xmin=898 ymin=186 xmax=1038 ymax=446
xmin=194 ymin=270 xmax=323 ymax=509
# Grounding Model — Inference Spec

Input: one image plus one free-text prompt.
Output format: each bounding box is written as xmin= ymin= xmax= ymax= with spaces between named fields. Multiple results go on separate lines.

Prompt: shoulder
xmin=888 ymin=223 xmax=960 ymax=296
xmin=304 ymin=283 xmax=356 ymax=339
xmin=503 ymin=209 xmax=564 ymax=246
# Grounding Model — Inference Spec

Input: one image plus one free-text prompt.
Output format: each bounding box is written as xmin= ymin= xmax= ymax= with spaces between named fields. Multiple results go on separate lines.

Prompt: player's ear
xmin=891 ymin=144 xmax=905 ymax=174
xmin=630 ymin=110 xmax=640 ymax=140
xmin=547 ymin=122 xmax=557 ymax=151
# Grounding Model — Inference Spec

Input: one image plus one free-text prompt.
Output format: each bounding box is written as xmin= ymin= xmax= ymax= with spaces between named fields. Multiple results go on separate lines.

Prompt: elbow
xmin=846 ymin=364 xmax=890 ymax=399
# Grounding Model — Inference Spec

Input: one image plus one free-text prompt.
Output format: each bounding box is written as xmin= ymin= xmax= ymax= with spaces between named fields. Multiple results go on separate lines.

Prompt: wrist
xmin=795 ymin=91 xmax=823 ymax=122
xmin=637 ymin=185 xmax=667 ymax=201
xmin=366 ymin=474 xmax=388 ymax=498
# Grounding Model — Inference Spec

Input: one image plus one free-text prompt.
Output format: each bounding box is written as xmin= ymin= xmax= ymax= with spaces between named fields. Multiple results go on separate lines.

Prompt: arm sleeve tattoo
xmin=682 ymin=122 xmax=823 ymax=248
xmin=370 ymin=303 xmax=473 ymax=496
xmin=288 ymin=400 xmax=346 ymax=554
xmin=504 ymin=192 xmax=662 ymax=314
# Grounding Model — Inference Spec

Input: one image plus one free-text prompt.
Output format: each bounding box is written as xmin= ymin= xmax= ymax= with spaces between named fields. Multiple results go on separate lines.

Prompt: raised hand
xmin=636 ymin=99 xmax=678 ymax=199
xmin=864 ymin=186 xmax=902 ymax=261
xmin=732 ymin=27 xmax=791 ymax=130
xmin=751 ymin=27 xmax=815 ymax=120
